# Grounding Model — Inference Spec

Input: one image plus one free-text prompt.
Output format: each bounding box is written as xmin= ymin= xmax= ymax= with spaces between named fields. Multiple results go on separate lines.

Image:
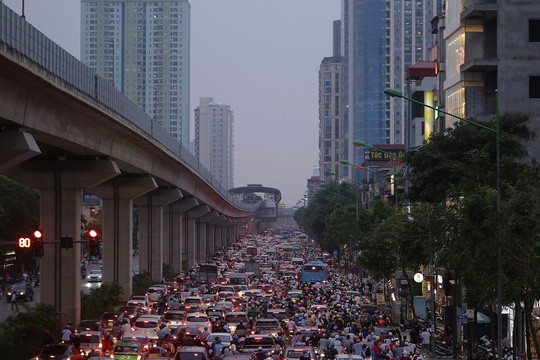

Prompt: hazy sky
xmin=3 ymin=0 xmax=340 ymax=207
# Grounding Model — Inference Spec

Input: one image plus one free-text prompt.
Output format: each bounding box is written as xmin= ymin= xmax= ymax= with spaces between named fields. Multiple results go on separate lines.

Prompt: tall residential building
xmin=319 ymin=20 xmax=342 ymax=182
xmin=194 ymin=97 xmax=234 ymax=190
xmin=340 ymin=0 xmax=441 ymax=180
xmin=80 ymin=0 xmax=191 ymax=146
xmin=443 ymin=0 xmax=540 ymax=159
xmin=389 ymin=0 xmax=441 ymax=144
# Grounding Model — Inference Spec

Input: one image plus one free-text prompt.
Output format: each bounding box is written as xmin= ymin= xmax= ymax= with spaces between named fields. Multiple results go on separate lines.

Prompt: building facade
xmin=340 ymin=0 xmax=442 ymax=180
xmin=80 ymin=0 xmax=191 ymax=145
xmin=319 ymin=20 xmax=343 ymax=182
xmin=443 ymin=0 xmax=540 ymax=159
xmin=389 ymin=0 xmax=442 ymax=144
xmin=194 ymin=97 xmax=234 ymax=190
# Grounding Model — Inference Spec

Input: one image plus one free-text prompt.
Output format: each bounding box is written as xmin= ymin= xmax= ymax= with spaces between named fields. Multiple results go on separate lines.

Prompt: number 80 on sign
xmin=18 ymin=237 xmax=31 ymax=248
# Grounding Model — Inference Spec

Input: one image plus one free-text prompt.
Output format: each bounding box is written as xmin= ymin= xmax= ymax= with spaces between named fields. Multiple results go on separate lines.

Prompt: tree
xmin=0 ymin=304 xmax=58 ymax=359
xmin=0 ymin=176 xmax=40 ymax=283
xmin=404 ymin=113 xmax=538 ymax=350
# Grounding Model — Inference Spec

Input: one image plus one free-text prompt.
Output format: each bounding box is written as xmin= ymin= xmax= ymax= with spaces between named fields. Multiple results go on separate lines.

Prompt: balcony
xmin=461 ymin=0 xmax=498 ymax=21
xmin=460 ymin=57 xmax=498 ymax=73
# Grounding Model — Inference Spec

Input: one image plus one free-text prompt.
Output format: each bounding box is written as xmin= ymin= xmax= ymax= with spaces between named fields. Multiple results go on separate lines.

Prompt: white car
xmin=87 ymin=270 xmax=103 ymax=282
xmin=180 ymin=312 xmax=212 ymax=335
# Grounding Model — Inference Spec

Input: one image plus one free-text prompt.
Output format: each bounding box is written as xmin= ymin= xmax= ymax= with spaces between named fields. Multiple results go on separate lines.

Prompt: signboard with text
xmin=364 ymin=148 xmax=406 ymax=161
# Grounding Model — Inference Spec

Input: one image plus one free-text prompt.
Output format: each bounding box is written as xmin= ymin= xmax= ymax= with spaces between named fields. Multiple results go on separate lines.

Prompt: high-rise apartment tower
xmin=80 ymin=0 xmax=191 ymax=145
xmin=319 ymin=20 xmax=343 ymax=182
xmin=194 ymin=97 xmax=234 ymax=190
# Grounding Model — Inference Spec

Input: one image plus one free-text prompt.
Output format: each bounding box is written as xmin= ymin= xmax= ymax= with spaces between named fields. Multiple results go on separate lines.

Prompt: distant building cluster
xmin=81 ymin=0 xmax=235 ymax=191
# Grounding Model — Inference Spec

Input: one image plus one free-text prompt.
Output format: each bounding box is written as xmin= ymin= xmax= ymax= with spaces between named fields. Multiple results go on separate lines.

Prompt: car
xmin=180 ymin=312 xmax=212 ymax=336
xmin=206 ymin=307 xmax=226 ymax=320
xmin=77 ymin=331 xmax=103 ymax=357
xmin=206 ymin=332 xmax=233 ymax=347
xmin=183 ymin=296 xmax=206 ymax=310
xmin=122 ymin=327 xmax=159 ymax=342
xmin=163 ymin=310 xmax=186 ymax=330
xmin=35 ymin=343 xmax=78 ymax=360
xmin=267 ymin=308 xmax=288 ymax=321
xmin=224 ymin=311 xmax=249 ymax=333
xmin=78 ymin=319 xmax=103 ymax=332
xmin=5 ymin=282 xmax=34 ymax=302
xmin=174 ymin=346 xmax=210 ymax=360
xmin=134 ymin=314 xmax=164 ymax=332
xmin=118 ymin=305 xmax=142 ymax=323
xmin=225 ymin=296 xmax=247 ymax=310
xmin=241 ymin=335 xmax=278 ymax=353
xmin=112 ymin=340 xmax=145 ymax=360
xmin=335 ymin=355 xmax=363 ymax=360
xmin=285 ymin=346 xmax=319 ymax=360
xmin=215 ymin=301 xmax=235 ymax=312
xmin=100 ymin=311 xmax=124 ymax=330
xmin=87 ymin=269 xmax=103 ymax=282
xmin=253 ymin=318 xmax=281 ymax=336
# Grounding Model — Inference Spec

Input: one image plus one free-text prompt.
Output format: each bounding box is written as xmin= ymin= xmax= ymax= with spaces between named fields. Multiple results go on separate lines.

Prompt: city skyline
xmin=2 ymin=0 xmax=339 ymax=207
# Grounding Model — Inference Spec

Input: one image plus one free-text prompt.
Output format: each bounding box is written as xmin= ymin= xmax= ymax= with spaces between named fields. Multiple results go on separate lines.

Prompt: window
xmin=529 ymin=20 xmax=540 ymax=42
xmin=530 ymin=76 xmax=540 ymax=98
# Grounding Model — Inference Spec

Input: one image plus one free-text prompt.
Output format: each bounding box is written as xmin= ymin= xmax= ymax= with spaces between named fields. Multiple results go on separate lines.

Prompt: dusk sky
xmin=3 ymin=0 xmax=340 ymax=207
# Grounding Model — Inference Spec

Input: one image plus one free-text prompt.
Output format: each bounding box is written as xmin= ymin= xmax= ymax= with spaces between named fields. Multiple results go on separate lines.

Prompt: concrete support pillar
xmin=2 ymin=159 xmax=120 ymax=325
xmin=163 ymin=205 xmax=183 ymax=275
xmin=214 ymin=226 xmax=222 ymax=251
xmin=211 ymin=215 xmax=229 ymax=251
xmin=135 ymin=188 xmax=183 ymax=282
xmin=174 ymin=197 xmax=199 ymax=273
xmin=199 ymin=211 xmax=219 ymax=262
xmin=207 ymin=225 xmax=215 ymax=255
xmin=186 ymin=205 xmax=210 ymax=269
xmin=89 ymin=176 xmax=157 ymax=299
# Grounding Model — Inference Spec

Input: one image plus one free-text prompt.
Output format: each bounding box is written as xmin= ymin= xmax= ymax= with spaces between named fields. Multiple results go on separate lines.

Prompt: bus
xmin=300 ymin=260 xmax=328 ymax=282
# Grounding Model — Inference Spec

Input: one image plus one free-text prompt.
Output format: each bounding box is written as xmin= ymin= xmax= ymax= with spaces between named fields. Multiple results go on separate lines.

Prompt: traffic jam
xmin=37 ymin=231 xmax=409 ymax=360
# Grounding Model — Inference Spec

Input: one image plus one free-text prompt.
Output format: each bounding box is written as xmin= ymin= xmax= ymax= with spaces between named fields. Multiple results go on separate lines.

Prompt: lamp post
xmin=384 ymin=87 xmax=502 ymax=359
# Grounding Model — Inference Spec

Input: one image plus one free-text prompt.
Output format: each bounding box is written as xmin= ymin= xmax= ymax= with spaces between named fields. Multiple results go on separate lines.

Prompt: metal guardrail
xmin=0 ymin=3 xmax=260 ymax=212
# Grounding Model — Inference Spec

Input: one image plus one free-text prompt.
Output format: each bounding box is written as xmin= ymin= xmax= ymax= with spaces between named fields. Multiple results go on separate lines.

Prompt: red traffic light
xmin=33 ymin=229 xmax=44 ymax=257
xmin=88 ymin=229 xmax=98 ymax=239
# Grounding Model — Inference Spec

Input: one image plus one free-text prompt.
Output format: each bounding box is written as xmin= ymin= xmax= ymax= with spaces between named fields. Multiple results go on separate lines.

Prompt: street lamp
xmin=384 ymin=87 xmax=502 ymax=359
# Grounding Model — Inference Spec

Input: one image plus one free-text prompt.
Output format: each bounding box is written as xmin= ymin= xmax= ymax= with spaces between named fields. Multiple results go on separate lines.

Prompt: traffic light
xmin=33 ymin=229 xmax=44 ymax=257
xmin=87 ymin=229 xmax=99 ymax=256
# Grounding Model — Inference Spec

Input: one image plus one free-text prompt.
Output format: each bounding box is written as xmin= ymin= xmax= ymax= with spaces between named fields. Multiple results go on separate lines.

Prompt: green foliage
xmin=0 ymin=175 xmax=40 ymax=242
xmin=0 ymin=303 xmax=58 ymax=359
xmin=131 ymin=271 xmax=155 ymax=296
xmin=404 ymin=113 xmax=539 ymax=309
xmin=81 ymin=282 xmax=123 ymax=319
xmin=295 ymin=181 xmax=358 ymax=251
xmin=405 ymin=113 xmax=534 ymax=203
xmin=162 ymin=264 xmax=176 ymax=281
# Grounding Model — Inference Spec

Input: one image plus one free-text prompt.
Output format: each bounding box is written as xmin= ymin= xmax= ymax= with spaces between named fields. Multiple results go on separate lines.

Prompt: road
xmin=0 ymin=254 xmax=140 ymax=323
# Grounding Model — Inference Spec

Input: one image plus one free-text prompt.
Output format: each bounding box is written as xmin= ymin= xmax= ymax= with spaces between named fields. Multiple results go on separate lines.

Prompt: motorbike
xmin=400 ymin=317 xmax=415 ymax=331
xmin=435 ymin=341 xmax=454 ymax=359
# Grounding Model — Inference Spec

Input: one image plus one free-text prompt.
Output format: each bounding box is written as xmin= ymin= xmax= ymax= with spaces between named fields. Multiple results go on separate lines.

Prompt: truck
xmin=198 ymin=264 xmax=218 ymax=283
xmin=245 ymin=261 xmax=260 ymax=275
